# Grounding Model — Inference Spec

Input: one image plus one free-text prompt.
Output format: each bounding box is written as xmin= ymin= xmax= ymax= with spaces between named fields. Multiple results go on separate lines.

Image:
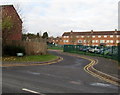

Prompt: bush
xmin=3 ymin=45 xmax=25 ymax=56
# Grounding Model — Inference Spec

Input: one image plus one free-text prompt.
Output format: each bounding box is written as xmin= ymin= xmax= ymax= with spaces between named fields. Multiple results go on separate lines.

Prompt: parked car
xmin=103 ymin=48 xmax=112 ymax=56
xmin=88 ymin=47 xmax=95 ymax=53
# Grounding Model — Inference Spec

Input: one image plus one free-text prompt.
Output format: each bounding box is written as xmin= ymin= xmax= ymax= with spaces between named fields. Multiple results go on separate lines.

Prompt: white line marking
xmin=22 ymin=88 xmax=40 ymax=94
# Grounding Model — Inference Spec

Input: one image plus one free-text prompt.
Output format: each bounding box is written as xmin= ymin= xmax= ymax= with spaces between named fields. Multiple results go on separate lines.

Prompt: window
xmin=66 ymin=36 xmax=69 ymax=38
xmin=106 ymin=40 xmax=110 ymax=43
xmin=84 ymin=40 xmax=86 ymax=43
xmin=96 ymin=40 xmax=98 ymax=43
xmin=98 ymin=36 xmax=101 ymax=38
xmin=110 ymin=40 xmax=113 ymax=43
xmin=116 ymin=35 xmax=120 ymax=38
xmin=116 ymin=40 xmax=120 ymax=43
xmin=110 ymin=35 xmax=113 ymax=38
xmin=76 ymin=36 xmax=79 ymax=38
xmin=81 ymin=36 xmax=84 ymax=38
xmin=92 ymin=36 xmax=95 ymax=38
xmin=63 ymin=36 xmax=69 ymax=38
xmin=63 ymin=40 xmax=69 ymax=43
xmin=78 ymin=40 xmax=82 ymax=43
xmin=66 ymin=40 xmax=69 ymax=42
xmin=92 ymin=40 xmax=95 ymax=43
xmin=63 ymin=36 xmax=66 ymax=38
xmin=104 ymin=35 xmax=107 ymax=38
xmin=100 ymin=40 xmax=105 ymax=43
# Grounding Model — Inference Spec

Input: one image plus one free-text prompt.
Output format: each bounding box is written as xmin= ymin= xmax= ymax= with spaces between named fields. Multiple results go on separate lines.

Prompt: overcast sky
xmin=0 ymin=0 xmax=119 ymax=37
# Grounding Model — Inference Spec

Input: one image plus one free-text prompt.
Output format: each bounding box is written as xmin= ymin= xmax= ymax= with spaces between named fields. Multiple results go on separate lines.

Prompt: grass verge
xmin=2 ymin=54 xmax=58 ymax=62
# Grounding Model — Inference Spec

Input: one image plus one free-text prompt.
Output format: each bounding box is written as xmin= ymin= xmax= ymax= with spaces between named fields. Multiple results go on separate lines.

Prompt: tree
xmin=37 ymin=33 xmax=40 ymax=37
xmin=2 ymin=15 xmax=14 ymax=44
xmin=42 ymin=32 xmax=48 ymax=39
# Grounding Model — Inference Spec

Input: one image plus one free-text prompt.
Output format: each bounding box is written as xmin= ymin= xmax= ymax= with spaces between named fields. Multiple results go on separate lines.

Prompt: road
xmin=2 ymin=51 xmax=119 ymax=94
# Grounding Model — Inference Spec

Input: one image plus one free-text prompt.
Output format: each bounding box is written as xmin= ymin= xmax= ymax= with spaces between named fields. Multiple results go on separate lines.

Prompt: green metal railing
xmin=64 ymin=45 xmax=120 ymax=62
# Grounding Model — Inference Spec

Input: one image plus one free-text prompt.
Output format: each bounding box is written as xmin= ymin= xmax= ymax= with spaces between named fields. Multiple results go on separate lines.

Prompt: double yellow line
xmin=58 ymin=52 xmax=120 ymax=86
xmin=83 ymin=57 xmax=120 ymax=86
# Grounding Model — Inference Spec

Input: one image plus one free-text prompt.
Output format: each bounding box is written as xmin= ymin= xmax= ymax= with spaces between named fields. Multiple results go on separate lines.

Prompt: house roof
xmin=0 ymin=5 xmax=22 ymax=23
xmin=62 ymin=31 xmax=120 ymax=36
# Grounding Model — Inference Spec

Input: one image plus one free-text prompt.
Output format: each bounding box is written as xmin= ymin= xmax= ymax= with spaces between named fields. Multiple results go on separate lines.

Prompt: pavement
xmin=2 ymin=50 xmax=120 ymax=94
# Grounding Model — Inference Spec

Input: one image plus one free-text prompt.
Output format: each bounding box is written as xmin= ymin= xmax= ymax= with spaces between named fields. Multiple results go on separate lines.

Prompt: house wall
xmin=2 ymin=5 xmax=22 ymax=41
xmin=61 ymin=30 xmax=120 ymax=46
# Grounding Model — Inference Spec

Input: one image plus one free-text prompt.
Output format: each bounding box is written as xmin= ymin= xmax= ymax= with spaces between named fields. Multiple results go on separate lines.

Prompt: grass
xmin=2 ymin=54 xmax=58 ymax=62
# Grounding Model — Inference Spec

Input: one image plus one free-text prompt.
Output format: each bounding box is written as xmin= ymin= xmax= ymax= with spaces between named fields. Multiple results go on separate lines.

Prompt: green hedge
xmin=3 ymin=45 xmax=25 ymax=56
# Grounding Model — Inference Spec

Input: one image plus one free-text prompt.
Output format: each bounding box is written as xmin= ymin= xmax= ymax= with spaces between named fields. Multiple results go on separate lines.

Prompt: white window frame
xmin=110 ymin=40 xmax=113 ymax=43
xmin=100 ymin=40 xmax=105 ymax=43
xmin=63 ymin=40 xmax=69 ymax=43
xmin=106 ymin=40 xmax=110 ymax=43
xmin=110 ymin=35 xmax=113 ymax=38
xmin=98 ymin=36 xmax=101 ymax=38
xmin=96 ymin=40 xmax=98 ymax=43
xmin=81 ymin=36 xmax=84 ymax=38
xmin=116 ymin=40 xmax=119 ymax=43
xmin=104 ymin=35 xmax=107 ymax=38
xmin=92 ymin=36 xmax=95 ymax=38
xmin=116 ymin=35 xmax=120 ymax=38
xmin=92 ymin=40 xmax=95 ymax=43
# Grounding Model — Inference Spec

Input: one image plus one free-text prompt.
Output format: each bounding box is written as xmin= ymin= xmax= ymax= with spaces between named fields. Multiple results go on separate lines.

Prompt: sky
xmin=0 ymin=0 xmax=119 ymax=37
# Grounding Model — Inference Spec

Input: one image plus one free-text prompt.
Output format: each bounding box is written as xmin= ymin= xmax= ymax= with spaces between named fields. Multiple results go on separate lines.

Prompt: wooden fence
xmin=5 ymin=38 xmax=47 ymax=55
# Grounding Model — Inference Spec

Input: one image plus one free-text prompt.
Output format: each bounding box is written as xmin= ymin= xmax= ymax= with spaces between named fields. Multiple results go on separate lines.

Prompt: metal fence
xmin=64 ymin=45 xmax=120 ymax=62
xmin=48 ymin=43 xmax=63 ymax=50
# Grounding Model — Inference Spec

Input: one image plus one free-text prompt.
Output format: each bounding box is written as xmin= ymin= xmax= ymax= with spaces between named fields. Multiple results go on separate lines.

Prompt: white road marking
xmin=27 ymin=71 xmax=41 ymax=75
xmin=90 ymin=83 xmax=118 ymax=89
xmin=70 ymin=81 xmax=81 ymax=85
xmin=22 ymin=88 xmax=40 ymax=94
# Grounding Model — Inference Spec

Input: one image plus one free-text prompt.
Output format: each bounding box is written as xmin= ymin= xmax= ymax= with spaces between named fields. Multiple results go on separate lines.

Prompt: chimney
xmin=115 ymin=29 xmax=117 ymax=31
xmin=91 ymin=30 xmax=93 ymax=34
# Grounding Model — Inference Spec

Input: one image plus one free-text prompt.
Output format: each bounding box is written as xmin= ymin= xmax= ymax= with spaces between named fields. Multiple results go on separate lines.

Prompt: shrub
xmin=3 ymin=45 xmax=25 ymax=56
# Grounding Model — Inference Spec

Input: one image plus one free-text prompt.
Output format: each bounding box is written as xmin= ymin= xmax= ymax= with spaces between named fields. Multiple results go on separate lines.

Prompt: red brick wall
xmin=2 ymin=5 xmax=22 ymax=41
xmin=61 ymin=31 xmax=120 ymax=46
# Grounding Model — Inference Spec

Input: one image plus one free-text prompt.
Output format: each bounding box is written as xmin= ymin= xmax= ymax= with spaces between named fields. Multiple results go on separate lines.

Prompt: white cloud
xmin=0 ymin=0 xmax=119 ymax=37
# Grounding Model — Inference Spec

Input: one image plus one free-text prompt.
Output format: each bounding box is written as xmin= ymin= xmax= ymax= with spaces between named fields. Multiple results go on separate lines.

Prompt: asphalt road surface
xmin=2 ymin=51 xmax=119 ymax=94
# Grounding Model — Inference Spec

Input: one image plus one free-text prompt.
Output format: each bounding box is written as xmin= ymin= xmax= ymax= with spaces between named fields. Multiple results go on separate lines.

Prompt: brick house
xmin=61 ymin=30 xmax=120 ymax=46
xmin=1 ymin=5 xmax=22 ymax=42
xmin=48 ymin=36 xmax=62 ymax=45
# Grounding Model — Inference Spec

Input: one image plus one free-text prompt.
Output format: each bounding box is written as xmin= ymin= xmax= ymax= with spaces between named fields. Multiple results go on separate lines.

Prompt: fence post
xmin=118 ymin=44 xmax=120 ymax=62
